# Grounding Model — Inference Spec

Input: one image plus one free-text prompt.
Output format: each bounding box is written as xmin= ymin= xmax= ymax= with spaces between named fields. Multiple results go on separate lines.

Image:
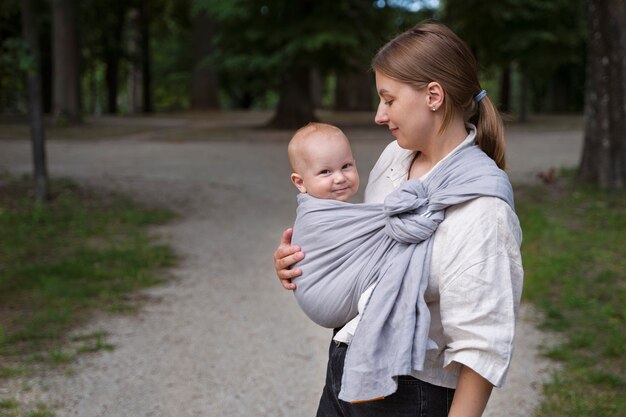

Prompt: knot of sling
xmin=383 ymin=180 xmax=441 ymax=244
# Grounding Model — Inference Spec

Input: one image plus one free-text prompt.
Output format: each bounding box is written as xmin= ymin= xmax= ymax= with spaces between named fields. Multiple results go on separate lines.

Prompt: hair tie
xmin=474 ymin=89 xmax=487 ymax=103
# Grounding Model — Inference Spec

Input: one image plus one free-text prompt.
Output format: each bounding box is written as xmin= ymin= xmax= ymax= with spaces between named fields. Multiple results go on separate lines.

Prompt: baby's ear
xmin=290 ymin=173 xmax=307 ymax=193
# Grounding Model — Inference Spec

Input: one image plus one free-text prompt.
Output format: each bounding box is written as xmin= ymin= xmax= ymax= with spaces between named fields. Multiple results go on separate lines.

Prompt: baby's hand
xmin=273 ymin=228 xmax=304 ymax=290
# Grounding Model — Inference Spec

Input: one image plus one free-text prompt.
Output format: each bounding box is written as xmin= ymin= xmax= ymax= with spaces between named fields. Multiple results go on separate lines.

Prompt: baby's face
xmin=299 ymin=135 xmax=359 ymax=202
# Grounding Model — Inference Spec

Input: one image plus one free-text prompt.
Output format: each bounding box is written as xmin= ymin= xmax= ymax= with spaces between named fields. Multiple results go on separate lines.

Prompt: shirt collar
xmin=386 ymin=124 xmax=477 ymax=186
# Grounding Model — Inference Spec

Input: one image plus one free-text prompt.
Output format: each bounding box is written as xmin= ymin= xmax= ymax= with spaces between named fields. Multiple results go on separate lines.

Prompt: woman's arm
xmin=447 ymin=365 xmax=493 ymax=417
xmin=273 ymin=228 xmax=304 ymax=290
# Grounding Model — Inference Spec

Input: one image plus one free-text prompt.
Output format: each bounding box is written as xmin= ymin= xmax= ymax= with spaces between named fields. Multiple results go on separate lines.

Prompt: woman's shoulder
xmin=435 ymin=196 xmax=522 ymax=261
xmin=431 ymin=197 xmax=523 ymax=290
xmin=446 ymin=197 xmax=521 ymax=240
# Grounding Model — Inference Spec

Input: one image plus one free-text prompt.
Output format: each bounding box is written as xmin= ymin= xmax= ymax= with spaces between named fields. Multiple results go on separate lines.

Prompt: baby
xmin=288 ymin=122 xmax=379 ymax=332
xmin=288 ymin=122 xmax=359 ymax=202
xmin=286 ymin=122 xmax=436 ymax=403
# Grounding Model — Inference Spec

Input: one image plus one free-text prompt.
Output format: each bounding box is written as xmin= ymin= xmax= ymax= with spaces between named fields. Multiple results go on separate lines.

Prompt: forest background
xmin=8 ymin=0 xmax=626 ymax=190
xmin=1 ymin=1 xmax=625 ymax=416
xmin=1 ymin=0 xmax=587 ymax=125
xmin=4 ymin=0 xmax=625 ymax=194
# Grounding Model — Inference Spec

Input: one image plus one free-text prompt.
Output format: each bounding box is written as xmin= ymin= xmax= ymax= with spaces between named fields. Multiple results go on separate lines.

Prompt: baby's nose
xmin=334 ymin=172 xmax=347 ymax=182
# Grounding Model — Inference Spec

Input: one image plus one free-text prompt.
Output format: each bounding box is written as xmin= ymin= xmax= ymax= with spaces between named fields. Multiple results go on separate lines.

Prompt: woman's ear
xmin=290 ymin=173 xmax=307 ymax=193
xmin=426 ymin=81 xmax=444 ymax=111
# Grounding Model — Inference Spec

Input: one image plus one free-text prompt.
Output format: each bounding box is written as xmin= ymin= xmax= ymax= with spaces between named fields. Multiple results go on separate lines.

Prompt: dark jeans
xmin=316 ymin=338 xmax=455 ymax=417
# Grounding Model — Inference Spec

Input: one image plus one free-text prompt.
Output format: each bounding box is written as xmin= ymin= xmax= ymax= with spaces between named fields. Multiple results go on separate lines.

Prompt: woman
xmin=274 ymin=22 xmax=523 ymax=417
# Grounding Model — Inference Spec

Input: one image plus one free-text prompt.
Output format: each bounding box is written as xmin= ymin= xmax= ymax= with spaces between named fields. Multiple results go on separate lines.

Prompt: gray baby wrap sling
xmin=291 ymin=142 xmax=515 ymax=403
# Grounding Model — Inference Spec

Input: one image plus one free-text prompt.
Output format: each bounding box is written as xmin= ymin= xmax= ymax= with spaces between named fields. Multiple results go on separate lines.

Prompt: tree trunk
xmin=578 ymin=0 xmax=626 ymax=188
xmin=267 ymin=0 xmax=315 ymax=128
xmin=52 ymin=0 xmax=81 ymax=124
xmin=139 ymin=0 xmax=153 ymax=113
xmin=127 ymin=8 xmax=142 ymax=114
xmin=104 ymin=15 xmax=124 ymax=114
xmin=105 ymin=52 xmax=119 ymax=114
xmin=311 ymin=69 xmax=323 ymax=109
xmin=191 ymin=10 xmax=220 ymax=110
xmin=22 ymin=0 xmax=49 ymax=202
xmin=499 ymin=64 xmax=511 ymax=113
xmin=268 ymin=66 xmax=317 ymax=129
xmin=41 ymin=29 xmax=53 ymax=114
xmin=335 ymin=72 xmax=374 ymax=111
xmin=518 ymin=62 xmax=529 ymax=123
xmin=88 ymin=61 xmax=102 ymax=114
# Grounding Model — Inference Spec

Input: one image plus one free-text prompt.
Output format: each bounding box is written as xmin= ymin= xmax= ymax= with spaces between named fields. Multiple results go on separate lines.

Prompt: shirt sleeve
xmin=437 ymin=197 xmax=524 ymax=387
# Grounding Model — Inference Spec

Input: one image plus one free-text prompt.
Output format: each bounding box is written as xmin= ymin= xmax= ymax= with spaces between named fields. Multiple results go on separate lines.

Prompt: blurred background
xmin=1 ymin=0 xmax=586 ymax=126
xmin=12 ymin=0 xmax=625 ymax=193
xmin=0 ymin=1 xmax=624 ymax=416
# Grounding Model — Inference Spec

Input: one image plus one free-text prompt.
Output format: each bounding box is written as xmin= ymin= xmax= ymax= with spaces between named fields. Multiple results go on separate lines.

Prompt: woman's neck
xmin=409 ymin=117 xmax=468 ymax=179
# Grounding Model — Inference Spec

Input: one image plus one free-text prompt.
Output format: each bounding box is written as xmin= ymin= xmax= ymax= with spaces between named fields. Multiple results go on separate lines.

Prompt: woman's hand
xmin=273 ymin=228 xmax=304 ymax=290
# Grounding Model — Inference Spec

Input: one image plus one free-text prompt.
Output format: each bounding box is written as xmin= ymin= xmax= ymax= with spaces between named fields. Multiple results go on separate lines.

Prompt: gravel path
xmin=0 ymin=113 xmax=580 ymax=416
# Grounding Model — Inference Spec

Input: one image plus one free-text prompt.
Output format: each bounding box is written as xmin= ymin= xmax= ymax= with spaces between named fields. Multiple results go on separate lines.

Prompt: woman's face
xmin=374 ymin=71 xmax=435 ymax=151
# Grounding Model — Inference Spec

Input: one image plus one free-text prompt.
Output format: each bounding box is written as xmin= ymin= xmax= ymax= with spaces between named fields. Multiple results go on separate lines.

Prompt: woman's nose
xmin=374 ymin=102 xmax=388 ymax=125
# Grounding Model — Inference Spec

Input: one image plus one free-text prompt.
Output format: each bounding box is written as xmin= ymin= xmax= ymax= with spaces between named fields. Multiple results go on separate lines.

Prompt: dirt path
xmin=0 ymin=112 xmax=580 ymax=416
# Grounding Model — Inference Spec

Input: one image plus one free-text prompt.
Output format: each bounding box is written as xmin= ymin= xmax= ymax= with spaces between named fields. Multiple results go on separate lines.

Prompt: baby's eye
xmin=319 ymin=169 xmax=331 ymax=175
xmin=342 ymin=163 xmax=353 ymax=169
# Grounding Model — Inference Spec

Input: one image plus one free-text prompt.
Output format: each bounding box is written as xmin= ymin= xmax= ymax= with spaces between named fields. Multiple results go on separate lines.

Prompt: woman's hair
xmin=372 ymin=21 xmax=506 ymax=169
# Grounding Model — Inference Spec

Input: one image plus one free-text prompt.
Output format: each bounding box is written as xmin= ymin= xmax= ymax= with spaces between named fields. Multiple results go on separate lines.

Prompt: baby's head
xmin=288 ymin=123 xmax=359 ymax=202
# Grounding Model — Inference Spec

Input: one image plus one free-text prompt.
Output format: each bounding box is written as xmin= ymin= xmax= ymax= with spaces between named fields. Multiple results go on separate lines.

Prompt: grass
xmin=0 ymin=174 xmax=176 ymax=376
xmin=516 ymin=173 xmax=626 ymax=417
xmin=0 ymin=399 xmax=54 ymax=417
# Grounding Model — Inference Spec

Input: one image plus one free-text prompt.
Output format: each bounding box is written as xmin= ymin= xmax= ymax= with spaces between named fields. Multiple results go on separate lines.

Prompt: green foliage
xmin=0 ymin=37 xmax=28 ymax=113
xmin=2 ymin=0 xmax=587 ymax=116
xmin=151 ymin=6 xmax=193 ymax=111
xmin=442 ymin=0 xmax=586 ymax=112
xmin=516 ymin=176 xmax=626 ymax=417
xmin=444 ymin=0 xmax=585 ymax=66
xmin=193 ymin=0 xmax=403 ymax=108
xmin=0 ymin=175 xmax=176 ymax=363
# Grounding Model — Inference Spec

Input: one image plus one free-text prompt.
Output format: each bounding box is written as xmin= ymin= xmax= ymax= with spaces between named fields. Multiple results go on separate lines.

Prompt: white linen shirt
xmin=333 ymin=127 xmax=524 ymax=389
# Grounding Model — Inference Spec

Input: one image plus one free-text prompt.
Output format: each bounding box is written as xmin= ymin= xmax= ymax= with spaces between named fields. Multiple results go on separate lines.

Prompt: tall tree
xmin=127 ymin=7 xmax=142 ymax=113
xmin=578 ymin=0 xmax=626 ymax=188
xmin=21 ymin=0 xmax=49 ymax=201
xmin=52 ymin=0 xmax=81 ymax=123
xmin=265 ymin=0 xmax=318 ymax=128
xmin=138 ymin=0 xmax=153 ymax=113
xmin=335 ymin=72 xmax=374 ymax=112
xmin=196 ymin=0 xmax=389 ymax=128
xmin=190 ymin=9 xmax=220 ymax=110
xmin=443 ymin=0 xmax=586 ymax=116
xmin=88 ymin=0 xmax=128 ymax=114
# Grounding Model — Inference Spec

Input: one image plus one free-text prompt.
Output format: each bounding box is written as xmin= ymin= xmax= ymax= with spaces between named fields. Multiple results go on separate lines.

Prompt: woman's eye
xmin=384 ymin=99 xmax=393 ymax=106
